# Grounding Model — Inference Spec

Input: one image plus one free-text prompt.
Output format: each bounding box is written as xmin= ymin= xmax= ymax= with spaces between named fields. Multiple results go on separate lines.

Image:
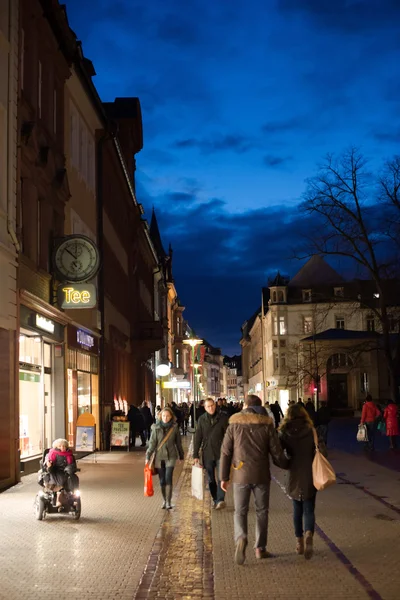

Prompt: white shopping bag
xmin=191 ymin=465 xmax=204 ymax=500
xmin=357 ymin=424 xmax=368 ymax=442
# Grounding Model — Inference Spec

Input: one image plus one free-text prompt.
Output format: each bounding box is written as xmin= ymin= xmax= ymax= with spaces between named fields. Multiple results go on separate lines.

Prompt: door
xmin=43 ymin=343 xmax=52 ymax=449
xmin=328 ymin=373 xmax=348 ymax=408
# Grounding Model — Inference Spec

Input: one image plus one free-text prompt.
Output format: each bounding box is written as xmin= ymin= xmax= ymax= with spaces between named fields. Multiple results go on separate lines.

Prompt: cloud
xmin=263 ymin=155 xmax=293 ymax=168
xmin=174 ymin=134 xmax=256 ymax=155
xmin=262 ymin=117 xmax=308 ymax=134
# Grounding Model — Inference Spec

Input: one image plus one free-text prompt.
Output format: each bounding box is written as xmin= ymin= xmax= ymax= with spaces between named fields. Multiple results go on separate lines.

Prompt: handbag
xmin=148 ymin=425 xmax=176 ymax=475
xmin=377 ymin=420 xmax=386 ymax=434
xmin=312 ymin=428 xmax=336 ymax=491
xmin=191 ymin=465 xmax=204 ymax=500
xmin=357 ymin=424 xmax=368 ymax=442
xmin=144 ymin=465 xmax=154 ymax=497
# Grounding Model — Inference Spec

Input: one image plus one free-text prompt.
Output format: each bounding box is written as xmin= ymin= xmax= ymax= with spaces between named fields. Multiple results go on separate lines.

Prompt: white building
xmin=0 ymin=0 xmax=19 ymax=489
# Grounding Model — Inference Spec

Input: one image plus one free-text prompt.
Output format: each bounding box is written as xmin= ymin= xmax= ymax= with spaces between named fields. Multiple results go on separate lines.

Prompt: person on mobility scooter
xmin=35 ymin=438 xmax=81 ymax=520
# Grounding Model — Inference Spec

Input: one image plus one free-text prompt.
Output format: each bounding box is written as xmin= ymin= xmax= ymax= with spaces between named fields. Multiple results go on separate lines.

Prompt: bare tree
xmin=300 ymin=148 xmax=400 ymax=401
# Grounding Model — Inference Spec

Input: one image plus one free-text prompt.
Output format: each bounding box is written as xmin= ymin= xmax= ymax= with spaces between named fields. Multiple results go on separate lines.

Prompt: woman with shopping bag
xmin=145 ymin=407 xmax=184 ymax=509
xmin=279 ymin=403 xmax=332 ymax=560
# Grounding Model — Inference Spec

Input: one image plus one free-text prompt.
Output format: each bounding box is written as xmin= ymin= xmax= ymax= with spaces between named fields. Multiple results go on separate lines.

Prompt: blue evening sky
xmin=64 ymin=0 xmax=400 ymax=354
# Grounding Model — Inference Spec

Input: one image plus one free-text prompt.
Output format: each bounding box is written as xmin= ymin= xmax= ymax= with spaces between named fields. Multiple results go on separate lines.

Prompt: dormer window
xmin=334 ymin=287 xmax=344 ymax=297
xmin=272 ymin=291 xmax=277 ymax=303
xmin=302 ymin=289 xmax=312 ymax=302
xmin=278 ymin=290 xmax=284 ymax=302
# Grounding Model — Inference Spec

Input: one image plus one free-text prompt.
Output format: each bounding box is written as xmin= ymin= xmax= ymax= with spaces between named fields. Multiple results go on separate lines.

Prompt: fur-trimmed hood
xmin=229 ymin=410 xmax=273 ymax=426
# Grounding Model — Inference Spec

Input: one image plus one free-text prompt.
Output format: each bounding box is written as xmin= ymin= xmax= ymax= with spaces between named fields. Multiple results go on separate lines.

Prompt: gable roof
xmin=289 ymin=255 xmax=345 ymax=288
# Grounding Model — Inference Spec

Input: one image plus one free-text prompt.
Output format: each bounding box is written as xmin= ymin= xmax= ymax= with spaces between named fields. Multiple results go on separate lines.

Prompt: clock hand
xmin=66 ymin=248 xmax=78 ymax=260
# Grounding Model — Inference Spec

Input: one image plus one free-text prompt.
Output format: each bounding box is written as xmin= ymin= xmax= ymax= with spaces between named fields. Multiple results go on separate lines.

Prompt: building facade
xmin=0 ymin=0 xmax=19 ymax=490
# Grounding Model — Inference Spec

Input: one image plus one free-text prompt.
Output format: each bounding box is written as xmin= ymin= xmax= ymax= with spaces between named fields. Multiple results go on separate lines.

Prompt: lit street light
xmin=183 ymin=337 xmax=203 ymax=429
xmin=156 ymin=362 xmax=171 ymax=408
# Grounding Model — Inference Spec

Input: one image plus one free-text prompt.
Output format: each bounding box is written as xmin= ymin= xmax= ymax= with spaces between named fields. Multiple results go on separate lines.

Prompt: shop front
xmin=66 ymin=325 xmax=100 ymax=450
xmin=19 ymin=305 xmax=66 ymax=467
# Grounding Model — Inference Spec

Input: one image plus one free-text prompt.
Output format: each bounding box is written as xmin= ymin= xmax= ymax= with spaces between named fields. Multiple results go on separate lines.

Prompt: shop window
xmin=19 ymin=369 xmax=42 ymax=458
xmin=44 ymin=342 xmax=51 ymax=368
xmin=77 ymin=371 xmax=91 ymax=416
xmin=19 ymin=335 xmax=41 ymax=365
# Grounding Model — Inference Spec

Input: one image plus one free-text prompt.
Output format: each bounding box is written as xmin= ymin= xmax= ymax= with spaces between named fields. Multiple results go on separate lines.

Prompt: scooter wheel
xmin=72 ymin=497 xmax=81 ymax=520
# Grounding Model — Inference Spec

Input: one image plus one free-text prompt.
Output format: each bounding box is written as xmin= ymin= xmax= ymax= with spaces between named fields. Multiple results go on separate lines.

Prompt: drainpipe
xmin=7 ymin=0 xmax=20 ymax=254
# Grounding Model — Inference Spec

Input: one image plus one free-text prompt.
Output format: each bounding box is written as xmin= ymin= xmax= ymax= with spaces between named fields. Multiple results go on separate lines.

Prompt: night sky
xmin=64 ymin=0 xmax=400 ymax=354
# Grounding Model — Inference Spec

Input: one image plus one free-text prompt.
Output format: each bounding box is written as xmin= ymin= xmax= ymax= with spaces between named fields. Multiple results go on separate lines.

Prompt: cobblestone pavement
xmin=1 ymin=436 xmax=400 ymax=600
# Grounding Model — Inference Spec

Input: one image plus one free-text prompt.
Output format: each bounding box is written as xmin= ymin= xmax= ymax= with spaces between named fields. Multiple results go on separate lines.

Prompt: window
xmin=280 ymin=339 xmax=286 ymax=347
xmin=328 ymin=353 xmax=353 ymax=369
xmin=175 ymin=348 xmax=180 ymax=369
xmin=302 ymin=289 xmax=311 ymax=302
xmin=281 ymin=353 xmax=286 ymax=367
xmin=366 ymin=315 xmax=375 ymax=332
xmin=273 ymin=340 xmax=278 ymax=348
xmin=53 ymin=89 xmax=57 ymax=133
xmin=274 ymin=354 xmax=279 ymax=369
xmin=334 ymin=287 xmax=344 ymax=297
xmin=278 ymin=290 xmax=284 ymax=302
xmin=389 ymin=316 xmax=397 ymax=332
xmin=20 ymin=29 xmax=25 ymax=90
xmin=279 ymin=316 xmax=286 ymax=335
xmin=38 ymin=61 xmax=42 ymax=118
xmin=272 ymin=291 xmax=277 ymax=303
xmin=335 ymin=317 xmax=345 ymax=329
xmin=272 ymin=315 xmax=278 ymax=336
xmin=304 ymin=316 xmax=313 ymax=334
xmin=360 ymin=372 xmax=369 ymax=393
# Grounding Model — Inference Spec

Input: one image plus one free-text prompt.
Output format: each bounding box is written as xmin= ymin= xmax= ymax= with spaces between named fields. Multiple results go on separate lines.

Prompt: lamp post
xmin=183 ymin=337 xmax=203 ymax=429
xmin=156 ymin=363 xmax=171 ymax=409
xmin=194 ymin=361 xmax=201 ymax=410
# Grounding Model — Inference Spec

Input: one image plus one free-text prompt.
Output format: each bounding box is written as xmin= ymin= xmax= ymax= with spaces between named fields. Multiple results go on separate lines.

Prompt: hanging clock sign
xmin=53 ymin=235 xmax=100 ymax=283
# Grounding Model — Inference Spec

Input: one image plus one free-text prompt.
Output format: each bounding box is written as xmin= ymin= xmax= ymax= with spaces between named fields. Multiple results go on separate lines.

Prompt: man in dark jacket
xmin=140 ymin=401 xmax=154 ymax=441
xmin=220 ymin=394 xmax=289 ymax=565
xmin=316 ymin=400 xmax=331 ymax=445
xmin=270 ymin=401 xmax=284 ymax=428
xmin=127 ymin=404 xmax=146 ymax=447
xmin=193 ymin=398 xmax=229 ymax=509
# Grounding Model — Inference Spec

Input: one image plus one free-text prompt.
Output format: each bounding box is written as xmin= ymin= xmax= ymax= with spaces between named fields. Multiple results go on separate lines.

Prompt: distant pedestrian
xmin=140 ymin=401 xmax=154 ymax=441
xmin=279 ymin=403 xmax=326 ymax=560
xmin=127 ymin=404 xmax=146 ymax=447
xmin=305 ymin=398 xmax=317 ymax=425
xmin=297 ymin=398 xmax=305 ymax=407
xmin=383 ymin=400 xmax=399 ymax=450
xmin=193 ymin=398 xmax=229 ymax=510
xmin=270 ymin=401 xmax=284 ymax=428
xmin=220 ymin=394 xmax=289 ymax=565
xmin=146 ymin=407 xmax=184 ymax=509
xmin=360 ymin=394 xmax=381 ymax=451
xmin=316 ymin=401 xmax=331 ymax=446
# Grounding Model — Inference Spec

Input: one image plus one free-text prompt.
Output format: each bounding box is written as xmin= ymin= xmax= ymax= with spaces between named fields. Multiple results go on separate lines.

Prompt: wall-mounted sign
xmin=58 ymin=283 xmax=97 ymax=309
xmin=77 ymin=329 xmax=95 ymax=350
xmin=162 ymin=381 xmax=191 ymax=389
xmin=67 ymin=325 xmax=99 ymax=354
xmin=35 ymin=314 xmax=55 ymax=334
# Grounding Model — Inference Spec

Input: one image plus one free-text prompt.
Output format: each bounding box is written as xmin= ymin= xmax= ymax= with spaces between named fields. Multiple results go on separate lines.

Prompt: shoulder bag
xmin=148 ymin=425 xmax=176 ymax=474
xmin=312 ymin=428 xmax=336 ymax=491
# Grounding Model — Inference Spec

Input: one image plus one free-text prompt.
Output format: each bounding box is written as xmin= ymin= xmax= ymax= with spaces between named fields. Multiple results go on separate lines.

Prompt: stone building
xmin=0 ymin=0 xmax=19 ymax=490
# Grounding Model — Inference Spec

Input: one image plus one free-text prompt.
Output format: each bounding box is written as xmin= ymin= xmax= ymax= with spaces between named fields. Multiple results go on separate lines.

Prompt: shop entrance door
xmin=44 ymin=343 xmax=53 ymax=449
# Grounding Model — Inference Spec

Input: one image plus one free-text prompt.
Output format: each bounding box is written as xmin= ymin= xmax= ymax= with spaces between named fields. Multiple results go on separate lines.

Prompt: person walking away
xmin=270 ymin=401 xmax=284 ymax=428
xmin=279 ymin=403 xmax=327 ymax=560
xmin=193 ymin=398 xmax=229 ymax=509
xmin=145 ymin=407 xmax=184 ymax=509
xmin=220 ymin=394 xmax=289 ymax=565
xmin=383 ymin=400 xmax=399 ymax=450
xmin=181 ymin=402 xmax=190 ymax=435
xmin=305 ymin=398 xmax=317 ymax=425
xmin=360 ymin=394 xmax=381 ymax=451
xmin=140 ymin=401 xmax=154 ymax=441
xmin=297 ymin=398 xmax=305 ymax=407
xmin=264 ymin=402 xmax=276 ymax=427
xmin=316 ymin=400 xmax=331 ymax=446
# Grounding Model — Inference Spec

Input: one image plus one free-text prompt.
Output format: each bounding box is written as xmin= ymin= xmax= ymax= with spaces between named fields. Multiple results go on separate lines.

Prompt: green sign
xmin=19 ymin=372 xmax=40 ymax=383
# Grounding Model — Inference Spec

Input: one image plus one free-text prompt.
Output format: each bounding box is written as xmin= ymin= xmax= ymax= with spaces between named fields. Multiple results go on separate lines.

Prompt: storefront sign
xmin=162 ymin=381 xmax=191 ymax=389
xmin=77 ymin=329 xmax=95 ymax=350
xmin=67 ymin=325 xmax=99 ymax=354
xmin=35 ymin=314 xmax=55 ymax=334
xmin=110 ymin=421 xmax=130 ymax=449
xmin=59 ymin=284 xmax=97 ymax=309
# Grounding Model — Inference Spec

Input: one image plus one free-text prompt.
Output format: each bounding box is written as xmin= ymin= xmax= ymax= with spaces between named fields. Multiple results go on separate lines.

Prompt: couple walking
xmin=220 ymin=395 xmax=323 ymax=565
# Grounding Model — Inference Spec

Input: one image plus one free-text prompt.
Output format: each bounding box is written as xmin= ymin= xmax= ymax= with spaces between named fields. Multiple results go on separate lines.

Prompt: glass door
xmin=43 ymin=343 xmax=53 ymax=450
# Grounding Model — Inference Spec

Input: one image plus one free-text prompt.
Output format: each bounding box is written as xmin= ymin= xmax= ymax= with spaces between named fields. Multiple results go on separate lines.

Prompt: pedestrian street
xmin=1 ymin=439 xmax=399 ymax=600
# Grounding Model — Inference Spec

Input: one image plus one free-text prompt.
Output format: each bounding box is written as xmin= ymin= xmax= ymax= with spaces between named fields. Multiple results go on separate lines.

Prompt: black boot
xmin=161 ymin=486 xmax=167 ymax=509
xmin=165 ymin=485 xmax=173 ymax=509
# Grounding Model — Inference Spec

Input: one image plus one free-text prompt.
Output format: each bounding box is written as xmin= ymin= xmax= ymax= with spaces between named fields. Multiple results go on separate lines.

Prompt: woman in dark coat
xmin=279 ymin=403 xmax=324 ymax=560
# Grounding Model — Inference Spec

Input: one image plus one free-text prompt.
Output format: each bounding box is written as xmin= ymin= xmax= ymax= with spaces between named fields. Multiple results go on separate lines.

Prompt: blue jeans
xmin=293 ymin=495 xmax=316 ymax=538
xmin=158 ymin=461 xmax=174 ymax=486
xmin=204 ymin=460 xmax=225 ymax=504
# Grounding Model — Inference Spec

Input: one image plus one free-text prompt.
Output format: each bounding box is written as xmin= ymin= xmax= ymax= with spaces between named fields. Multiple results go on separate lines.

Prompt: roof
xmin=289 ymin=255 xmax=345 ymax=287
xmin=269 ymin=272 xmax=289 ymax=287
xmin=301 ymin=328 xmax=380 ymax=342
xmin=149 ymin=208 xmax=167 ymax=259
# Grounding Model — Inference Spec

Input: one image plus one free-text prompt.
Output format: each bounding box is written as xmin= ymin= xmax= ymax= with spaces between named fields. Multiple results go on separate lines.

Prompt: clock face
xmin=54 ymin=235 xmax=100 ymax=283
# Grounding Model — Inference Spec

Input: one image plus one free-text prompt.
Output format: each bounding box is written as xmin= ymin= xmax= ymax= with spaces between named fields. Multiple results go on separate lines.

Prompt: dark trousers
xmin=233 ymin=483 xmax=270 ymax=550
xmin=293 ymin=495 xmax=316 ymax=538
xmin=365 ymin=421 xmax=376 ymax=450
xmin=317 ymin=424 xmax=329 ymax=446
xmin=158 ymin=461 xmax=174 ymax=487
xmin=204 ymin=459 xmax=225 ymax=504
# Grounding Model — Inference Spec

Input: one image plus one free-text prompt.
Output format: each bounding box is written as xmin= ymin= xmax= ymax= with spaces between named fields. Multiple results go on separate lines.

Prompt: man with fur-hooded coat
xmin=220 ymin=394 xmax=289 ymax=565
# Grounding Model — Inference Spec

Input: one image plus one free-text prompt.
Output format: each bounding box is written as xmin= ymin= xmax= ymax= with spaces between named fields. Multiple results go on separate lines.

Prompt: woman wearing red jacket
xmin=383 ymin=400 xmax=399 ymax=449
xmin=360 ymin=395 xmax=381 ymax=451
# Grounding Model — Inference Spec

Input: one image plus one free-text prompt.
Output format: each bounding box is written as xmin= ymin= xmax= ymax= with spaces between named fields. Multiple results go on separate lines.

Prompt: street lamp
xmin=193 ymin=361 xmax=201 ymax=409
xmin=156 ymin=363 xmax=171 ymax=408
xmin=183 ymin=337 xmax=203 ymax=428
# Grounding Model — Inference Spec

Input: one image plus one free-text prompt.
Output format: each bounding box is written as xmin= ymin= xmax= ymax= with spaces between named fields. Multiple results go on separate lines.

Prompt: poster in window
xmin=75 ymin=425 xmax=95 ymax=451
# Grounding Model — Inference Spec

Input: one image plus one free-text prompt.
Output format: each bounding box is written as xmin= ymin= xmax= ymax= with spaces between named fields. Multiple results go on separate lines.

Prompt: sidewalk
xmin=1 ymin=439 xmax=400 ymax=599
